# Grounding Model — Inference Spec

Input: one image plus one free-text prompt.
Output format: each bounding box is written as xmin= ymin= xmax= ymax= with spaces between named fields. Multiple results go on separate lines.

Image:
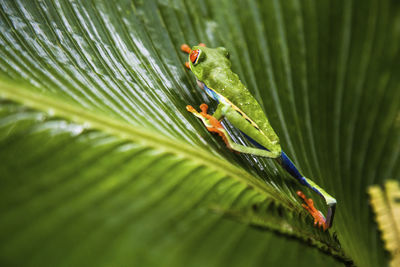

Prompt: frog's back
xmin=203 ymin=68 xmax=280 ymax=147
xmin=190 ymin=46 xmax=279 ymax=148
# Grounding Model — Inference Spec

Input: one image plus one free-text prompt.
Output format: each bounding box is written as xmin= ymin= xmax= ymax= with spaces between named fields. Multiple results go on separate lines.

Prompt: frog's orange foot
xmin=198 ymin=43 xmax=206 ymax=47
xmin=297 ymin=191 xmax=328 ymax=231
xmin=181 ymin=43 xmax=191 ymax=54
xmin=199 ymin=103 xmax=209 ymax=114
xmin=186 ymin=104 xmax=231 ymax=149
xmin=186 ymin=105 xmax=196 ymax=113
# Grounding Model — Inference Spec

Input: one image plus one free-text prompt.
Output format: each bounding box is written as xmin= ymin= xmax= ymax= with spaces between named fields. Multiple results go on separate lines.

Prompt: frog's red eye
xmin=190 ymin=49 xmax=201 ymax=64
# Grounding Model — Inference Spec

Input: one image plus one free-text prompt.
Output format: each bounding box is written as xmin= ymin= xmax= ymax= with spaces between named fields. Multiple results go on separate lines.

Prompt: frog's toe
xmin=186 ymin=105 xmax=196 ymax=113
xmin=181 ymin=44 xmax=191 ymax=54
xmin=200 ymin=103 xmax=209 ymax=113
xmin=297 ymin=191 xmax=328 ymax=231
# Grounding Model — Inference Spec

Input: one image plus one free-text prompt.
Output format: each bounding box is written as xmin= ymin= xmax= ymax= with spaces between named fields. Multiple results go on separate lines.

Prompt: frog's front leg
xmin=187 ymin=104 xmax=280 ymax=158
xmin=186 ymin=104 xmax=231 ymax=148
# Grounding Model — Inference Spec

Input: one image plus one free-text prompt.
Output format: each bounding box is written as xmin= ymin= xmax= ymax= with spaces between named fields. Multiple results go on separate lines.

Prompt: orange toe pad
xmin=187 ymin=104 xmax=231 ymax=149
xmin=297 ymin=191 xmax=328 ymax=231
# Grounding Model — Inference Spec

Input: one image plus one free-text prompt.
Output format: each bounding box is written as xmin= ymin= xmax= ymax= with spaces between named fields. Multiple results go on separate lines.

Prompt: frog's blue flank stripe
xmin=204 ymin=84 xmax=220 ymax=102
xmin=280 ymin=152 xmax=304 ymax=182
xmin=240 ymin=131 xmax=324 ymax=198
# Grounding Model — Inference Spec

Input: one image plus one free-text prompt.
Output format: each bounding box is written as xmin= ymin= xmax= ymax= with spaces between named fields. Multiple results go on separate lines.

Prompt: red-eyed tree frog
xmin=181 ymin=43 xmax=336 ymax=231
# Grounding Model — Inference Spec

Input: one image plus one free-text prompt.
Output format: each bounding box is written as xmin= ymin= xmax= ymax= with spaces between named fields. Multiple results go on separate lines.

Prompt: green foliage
xmin=0 ymin=0 xmax=399 ymax=266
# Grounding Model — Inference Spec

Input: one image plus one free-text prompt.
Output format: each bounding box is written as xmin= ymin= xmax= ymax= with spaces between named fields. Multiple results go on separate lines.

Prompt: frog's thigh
xmin=223 ymin=109 xmax=279 ymax=158
xmin=224 ymin=108 xmax=264 ymax=144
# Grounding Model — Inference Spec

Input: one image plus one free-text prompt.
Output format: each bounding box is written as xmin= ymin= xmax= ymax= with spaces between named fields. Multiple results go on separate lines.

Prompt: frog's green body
xmin=190 ymin=46 xmax=281 ymax=157
xmin=183 ymin=44 xmax=336 ymax=230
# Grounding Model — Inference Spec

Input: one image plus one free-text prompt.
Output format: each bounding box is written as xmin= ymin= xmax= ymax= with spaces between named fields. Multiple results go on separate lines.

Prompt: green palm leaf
xmin=0 ymin=0 xmax=399 ymax=266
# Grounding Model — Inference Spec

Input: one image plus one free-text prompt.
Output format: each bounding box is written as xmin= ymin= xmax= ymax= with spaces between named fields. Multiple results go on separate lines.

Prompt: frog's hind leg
xmin=297 ymin=183 xmax=336 ymax=231
xmin=278 ymin=152 xmax=336 ymax=230
xmin=297 ymin=191 xmax=329 ymax=231
xmin=187 ymin=104 xmax=281 ymax=158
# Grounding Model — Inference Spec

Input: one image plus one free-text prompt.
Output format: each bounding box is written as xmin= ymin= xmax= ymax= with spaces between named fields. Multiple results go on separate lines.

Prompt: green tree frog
xmin=181 ymin=43 xmax=336 ymax=230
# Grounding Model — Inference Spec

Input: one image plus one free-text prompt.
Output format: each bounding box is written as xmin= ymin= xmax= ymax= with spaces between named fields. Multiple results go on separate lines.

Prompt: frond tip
xmin=368 ymin=180 xmax=400 ymax=267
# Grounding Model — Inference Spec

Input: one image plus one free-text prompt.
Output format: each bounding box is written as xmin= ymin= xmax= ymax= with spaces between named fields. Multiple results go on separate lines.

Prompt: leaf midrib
xmin=0 ymin=79 xmax=281 ymax=203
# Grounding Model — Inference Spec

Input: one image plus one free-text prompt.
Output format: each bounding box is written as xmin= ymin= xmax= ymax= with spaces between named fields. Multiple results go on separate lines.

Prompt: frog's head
xmin=181 ymin=44 xmax=231 ymax=82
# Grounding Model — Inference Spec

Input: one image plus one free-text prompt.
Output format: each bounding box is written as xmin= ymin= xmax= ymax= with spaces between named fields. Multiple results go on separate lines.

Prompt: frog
xmin=181 ymin=43 xmax=336 ymax=230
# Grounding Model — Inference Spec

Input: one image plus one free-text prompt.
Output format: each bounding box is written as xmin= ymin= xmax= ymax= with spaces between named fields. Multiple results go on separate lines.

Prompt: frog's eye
xmin=190 ymin=49 xmax=201 ymax=65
